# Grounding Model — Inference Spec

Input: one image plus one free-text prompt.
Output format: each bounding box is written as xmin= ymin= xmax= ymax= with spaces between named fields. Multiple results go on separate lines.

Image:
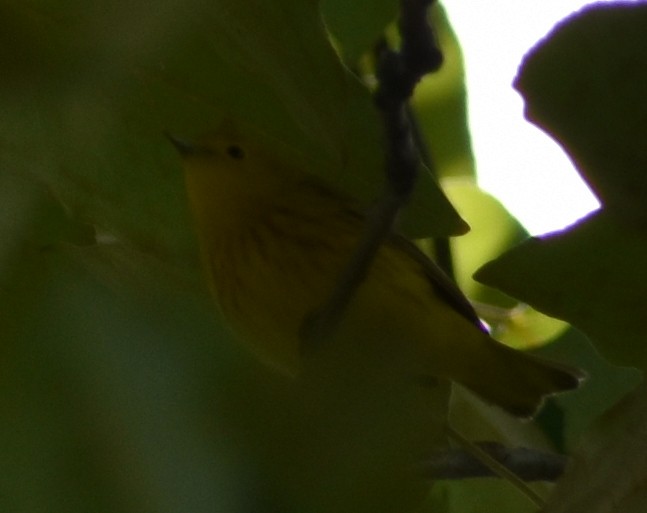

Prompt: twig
xmin=422 ymin=440 xmax=568 ymax=483
xmin=443 ymin=427 xmax=558 ymax=507
xmin=300 ymin=0 xmax=442 ymax=347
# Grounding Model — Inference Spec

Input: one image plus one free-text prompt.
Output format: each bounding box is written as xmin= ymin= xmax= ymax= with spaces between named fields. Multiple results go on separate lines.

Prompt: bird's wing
xmin=389 ymin=234 xmax=486 ymax=330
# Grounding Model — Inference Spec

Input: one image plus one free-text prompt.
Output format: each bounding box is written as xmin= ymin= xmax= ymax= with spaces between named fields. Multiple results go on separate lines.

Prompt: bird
xmin=170 ymin=121 xmax=583 ymax=419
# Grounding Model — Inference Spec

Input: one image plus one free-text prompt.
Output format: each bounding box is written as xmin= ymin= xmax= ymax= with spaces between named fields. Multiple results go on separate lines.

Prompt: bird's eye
xmin=226 ymin=145 xmax=245 ymax=160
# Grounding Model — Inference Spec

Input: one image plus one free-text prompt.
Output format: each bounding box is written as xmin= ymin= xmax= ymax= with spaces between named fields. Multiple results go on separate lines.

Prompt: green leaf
xmin=476 ymin=3 xmax=647 ymax=369
xmin=476 ymin=211 xmax=647 ymax=369
xmin=321 ymin=0 xmax=397 ymax=63
xmin=0 ymin=0 xmax=465 ymax=273
xmin=444 ymin=181 xmax=567 ymax=349
xmin=535 ymin=329 xmax=641 ymax=449
xmin=0 ymin=3 xmax=472 ymax=511
xmin=0 ymin=243 xmax=244 ymax=513
xmin=542 ymin=381 xmax=647 ymax=513
xmin=515 ymin=3 xmax=647 ymax=222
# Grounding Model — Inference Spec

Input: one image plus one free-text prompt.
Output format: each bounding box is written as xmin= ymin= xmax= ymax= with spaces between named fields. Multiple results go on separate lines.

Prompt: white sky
xmin=442 ymin=1 xmax=615 ymax=235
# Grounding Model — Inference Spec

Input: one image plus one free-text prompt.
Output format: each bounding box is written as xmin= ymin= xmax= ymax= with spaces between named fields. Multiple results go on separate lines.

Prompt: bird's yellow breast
xmin=201 ymin=189 xmax=464 ymax=376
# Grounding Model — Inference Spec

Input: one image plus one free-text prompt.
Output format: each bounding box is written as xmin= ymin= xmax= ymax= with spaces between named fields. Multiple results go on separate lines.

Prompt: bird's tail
xmin=453 ymin=336 xmax=584 ymax=418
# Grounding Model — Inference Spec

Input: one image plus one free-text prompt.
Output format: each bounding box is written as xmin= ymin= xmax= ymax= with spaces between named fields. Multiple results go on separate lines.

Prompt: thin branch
xmin=423 ymin=441 xmax=568 ymax=483
xmin=446 ymin=427 xmax=548 ymax=507
xmin=300 ymin=0 xmax=442 ymax=347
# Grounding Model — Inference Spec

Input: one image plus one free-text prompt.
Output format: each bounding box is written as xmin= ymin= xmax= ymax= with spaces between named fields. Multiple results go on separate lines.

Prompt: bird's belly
xmin=209 ymin=233 xmax=347 ymax=374
xmin=206 ymin=224 xmax=455 ymax=377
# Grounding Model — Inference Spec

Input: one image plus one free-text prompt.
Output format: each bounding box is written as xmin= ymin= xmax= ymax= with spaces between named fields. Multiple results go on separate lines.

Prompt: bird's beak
xmin=165 ymin=131 xmax=201 ymax=157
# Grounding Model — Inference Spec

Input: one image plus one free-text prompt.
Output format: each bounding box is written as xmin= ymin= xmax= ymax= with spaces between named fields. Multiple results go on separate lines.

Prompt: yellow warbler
xmin=171 ymin=121 xmax=581 ymax=418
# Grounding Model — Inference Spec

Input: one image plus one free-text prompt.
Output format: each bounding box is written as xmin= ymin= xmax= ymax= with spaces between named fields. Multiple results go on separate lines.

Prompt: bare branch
xmin=421 ymin=442 xmax=568 ymax=482
xmin=301 ymin=0 xmax=442 ymax=347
